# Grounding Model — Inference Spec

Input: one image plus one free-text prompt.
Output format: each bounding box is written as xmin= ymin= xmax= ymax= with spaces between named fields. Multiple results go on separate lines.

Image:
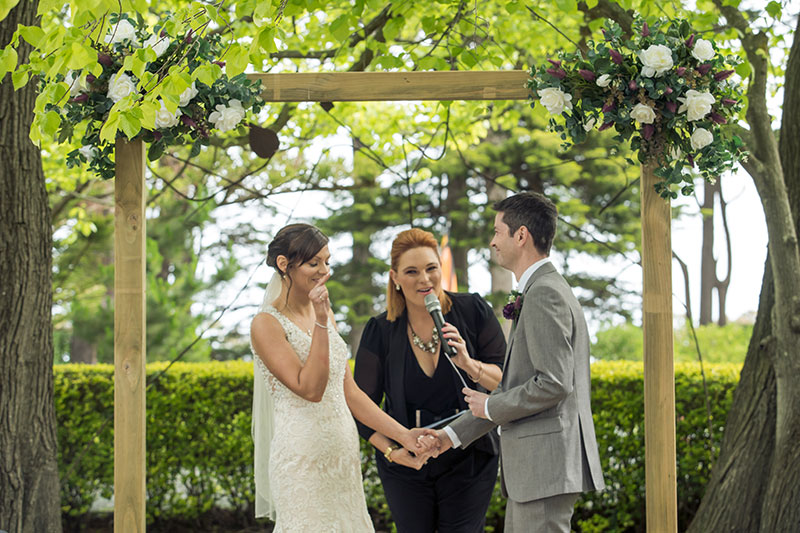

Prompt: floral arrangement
xmin=502 ymin=290 xmax=523 ymax=321
xmin=527 ymin=17 xmax=746 ymax=198
xmin=50 ymin=14 xmax=263 ymax=180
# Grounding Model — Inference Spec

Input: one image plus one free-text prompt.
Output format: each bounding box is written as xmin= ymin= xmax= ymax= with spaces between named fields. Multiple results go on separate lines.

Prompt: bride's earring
xmin=395 ymin=284 xmax=401 ymax=291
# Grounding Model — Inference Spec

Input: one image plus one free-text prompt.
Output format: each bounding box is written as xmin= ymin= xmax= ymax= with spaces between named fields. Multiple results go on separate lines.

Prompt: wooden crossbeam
xmin=251 ymin=70 xmax=531 ymax=102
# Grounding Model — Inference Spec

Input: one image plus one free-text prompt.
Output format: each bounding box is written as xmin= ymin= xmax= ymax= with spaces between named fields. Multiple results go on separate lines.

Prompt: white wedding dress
xmin=254 ymin=305 xmax=374 ymax=532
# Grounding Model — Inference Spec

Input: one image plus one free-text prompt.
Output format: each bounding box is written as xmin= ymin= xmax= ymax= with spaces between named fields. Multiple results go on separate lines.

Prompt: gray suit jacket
xmin=449 ymin=262 xmax=605 ymax=503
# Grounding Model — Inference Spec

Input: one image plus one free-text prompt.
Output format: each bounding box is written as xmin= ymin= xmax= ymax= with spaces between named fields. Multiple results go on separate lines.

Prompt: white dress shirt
xmin=444 ymin=257 xmax=551 ymax=448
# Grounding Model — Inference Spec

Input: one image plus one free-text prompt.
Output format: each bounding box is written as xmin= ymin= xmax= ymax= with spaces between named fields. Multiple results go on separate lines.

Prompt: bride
xmin=251 ymin=223 xmax=434 ymax=532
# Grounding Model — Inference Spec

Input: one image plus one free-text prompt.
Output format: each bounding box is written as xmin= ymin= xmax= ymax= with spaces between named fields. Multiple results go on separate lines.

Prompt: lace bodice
xmin=254 ymin=306 xmax=373 ymax=533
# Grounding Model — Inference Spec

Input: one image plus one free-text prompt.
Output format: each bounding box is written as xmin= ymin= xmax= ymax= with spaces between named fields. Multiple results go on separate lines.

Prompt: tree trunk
xmin=689 ymin=7 xmax=800 ymax=532
xmin=445 ymin=176 xmax=470 ymax=288
xmin=0 ymin=1 xmax=62 ymax=532
xmin=699 ymin=179 xmax=731 ymax=325
xmin=686 ymin=259 xmax=776 ymax=532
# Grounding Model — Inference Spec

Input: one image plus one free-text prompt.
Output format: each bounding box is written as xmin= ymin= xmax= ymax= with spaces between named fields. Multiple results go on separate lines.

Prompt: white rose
xmin=107 ymin=72 xmax=137 ymax=103
xmin=154 ymin=100 xmax=181 ymax=129
xmin=583 ymin=117 xmax=596 ymax=132
xmin=105 ymin=19 xmax=139 ymax=45
xmin=208 ymin=99 xmax=245 ymax=132
xmin=144 ymin=34 xmax=169 ymax=58
xmin=65 ymin=70 xmax=89 ymax=97
xmin=690 ymin=127 xmax=714 ymax=150
xmin=669 ymin=146 xmax=683 ymax=160
xmin=678 ymin=89 xmax=715 ymax=121
xmin=691 ymin=39 xmax=715 ymax=62
xmin=639 ymin=44 xmax=673 ymax=77
xmin=79 ymin=145 xmax=98 ymax=163
xmin=630 ymin=103 xmax=656 ymax=124
xmin=179 ymin=82 xmax=199 ymax=107
xmin=596 ymin=74 xmax=612 ymax=88
xmin=537 ymin=87 xmax=573 ymax=115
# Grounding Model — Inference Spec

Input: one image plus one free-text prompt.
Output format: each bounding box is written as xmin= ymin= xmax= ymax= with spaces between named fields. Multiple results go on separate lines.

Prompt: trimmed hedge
xmin=55 ymin=360 xmax=741 ymax=531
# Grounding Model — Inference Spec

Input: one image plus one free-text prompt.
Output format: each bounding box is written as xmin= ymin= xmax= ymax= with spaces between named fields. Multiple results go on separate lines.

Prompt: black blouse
xmin=354 ymin=291 xmax=506 ymax=454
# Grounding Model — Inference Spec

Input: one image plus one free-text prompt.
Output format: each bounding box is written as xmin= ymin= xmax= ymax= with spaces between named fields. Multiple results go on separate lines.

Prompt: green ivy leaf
xmin=0 ymin=46 xmax=18 ymax=80
xmin=329 ymin=14 xmax=351 ymax=42
xmin=11 ymin=67 xmax=29 ymax=89
xmin=765 ymin=1 xmax=781 ymax=18
xmin=67 ymin=41 xmax=94 ymax=70
xmin=554 ymin=0 xmax=577 ymax=12
xmin=225 ymin=43 xmax=249 ymax=78
xmin=42 ymin=109 xmax=62 ymax=138
xmin=119 ymin=110 xmax=142 ymax=140
xmin=99 ymin=111 xmax=121 ymax=144
xmin=0 ymin=0 xmax=21 ymax=21
xmin=18 ymin=25 xmax=45 ymax=47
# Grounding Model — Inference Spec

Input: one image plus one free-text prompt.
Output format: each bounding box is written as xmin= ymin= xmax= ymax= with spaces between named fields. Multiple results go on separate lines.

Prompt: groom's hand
xmin=463 ymin=387 xmax=489 ymax=419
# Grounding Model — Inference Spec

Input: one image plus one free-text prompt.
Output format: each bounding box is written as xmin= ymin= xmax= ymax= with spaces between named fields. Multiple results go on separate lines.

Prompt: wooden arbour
xmin=113 ymin=70 xmax=676 ymax=532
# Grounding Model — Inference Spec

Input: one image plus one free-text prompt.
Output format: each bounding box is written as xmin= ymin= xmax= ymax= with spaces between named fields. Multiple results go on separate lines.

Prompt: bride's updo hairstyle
xmin=386 ymin=228 xmax=452 ymax=321
xmin=267 ymin=224 xmax=329 ymax=293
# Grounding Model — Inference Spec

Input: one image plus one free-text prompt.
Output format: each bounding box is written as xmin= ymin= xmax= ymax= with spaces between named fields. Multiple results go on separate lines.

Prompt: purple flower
xmin=714 ymin=69 xmax=735 ymax=81
xmin=69 ymin=93 xmax=89 ymax=103
xmin=676 ymin=67 xmax=687 ymax=76
xmin=184 ymin=30 xmax=193 ymax=43
xmin=710 ymin=111 xmax=727 ymax=124
xmin=86 ymin=74 xmax=96 ymax=84
xmin=722 ymin=98 xmax=738 ymax=106
xmin=546 ymin=67 xmax=567 ymax=80
xmin=502 ymin=291 xmax=523 ymax=320
xmin=665 ymin=101 xmax=678 ymax=113
xmin=642 ymin=124 xmax=655 ymax=140
xmin=642 ymin=22 xmax=650 ymax=37
xmin=153 ymin=130 xmax=163 ymax=141
xmin=601 ymin=101 xmax=616 ymax=113
xmin=98 ymin=53 xmax=113 ymax=67
xmin=598 ymin=121 xmax=615 ymax=131
xmin=688 ymin=154 xmax=695 ymax=167
xmin=686 ymin=34 xmax=696 ymax=48
xmin=578 ymin=69 xmax=596 ymax=82
xmin=696 ymin=63 xmax=712 ymax=76
xmin=664 ymin=87 xmax=673 ymax=95
xmin=180 ymin=115 xmax=197 ymax=128
xmin=547 ymin=58 xmax=562 ymax=68
xmin=214 ymin=61 xmax=226 ymax=68
xmin=628 ymin=79 xmax=638 ymax=91
xmin=609 ymin=49 xmax=623 ymax=65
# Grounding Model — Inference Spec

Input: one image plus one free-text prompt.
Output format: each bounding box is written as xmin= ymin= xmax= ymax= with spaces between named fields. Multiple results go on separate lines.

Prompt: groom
xmin=430 ymin=192 xmax=605 ymax=532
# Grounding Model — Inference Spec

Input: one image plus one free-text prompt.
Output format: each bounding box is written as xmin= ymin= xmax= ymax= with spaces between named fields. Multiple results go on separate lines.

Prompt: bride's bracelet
xmin=314 ymin=321 xmax=328 ymax=330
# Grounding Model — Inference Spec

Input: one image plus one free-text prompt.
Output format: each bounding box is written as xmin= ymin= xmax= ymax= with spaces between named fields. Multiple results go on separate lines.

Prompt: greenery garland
xmin=527 ymin=16 xmax=746 ymax=198
xmin=46 ymin=13 xmax=263 ymax=180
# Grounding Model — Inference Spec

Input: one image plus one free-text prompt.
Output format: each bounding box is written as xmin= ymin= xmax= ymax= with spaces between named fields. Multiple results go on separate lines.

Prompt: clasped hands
xmin=397 ymin=386 xmax=489 ymax=470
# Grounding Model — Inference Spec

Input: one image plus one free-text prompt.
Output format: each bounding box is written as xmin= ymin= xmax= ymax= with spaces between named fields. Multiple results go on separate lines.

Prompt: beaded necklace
xmin=408 ymin=322 xmax=439 ymax=354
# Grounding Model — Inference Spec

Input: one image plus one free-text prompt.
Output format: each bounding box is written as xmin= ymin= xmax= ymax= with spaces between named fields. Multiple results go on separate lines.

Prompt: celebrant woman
xmin=354 ymin=228 xmax=506 ymax=532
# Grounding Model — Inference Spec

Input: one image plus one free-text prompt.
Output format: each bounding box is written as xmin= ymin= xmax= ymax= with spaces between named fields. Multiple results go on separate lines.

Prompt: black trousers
xmin=377 ymin=447 xmax=499 ymax=533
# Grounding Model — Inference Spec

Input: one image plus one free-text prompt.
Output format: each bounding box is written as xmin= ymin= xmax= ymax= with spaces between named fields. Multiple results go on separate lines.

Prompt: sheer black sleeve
xmin=471 ymin=293 xmax=507 ymax=369
xmin=353 ymin=316 xmax=387 ymax=441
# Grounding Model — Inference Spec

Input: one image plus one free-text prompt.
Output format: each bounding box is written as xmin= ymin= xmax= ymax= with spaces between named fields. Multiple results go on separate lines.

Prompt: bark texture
xmin=688 ymin=8 xmax=800 ymax=532
xmin=0 ymin=2 xmax=62 ymax=532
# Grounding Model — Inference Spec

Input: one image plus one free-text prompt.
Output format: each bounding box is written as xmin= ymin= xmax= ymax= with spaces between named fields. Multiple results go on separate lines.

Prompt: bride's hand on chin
xmin=309 ymin=272 xmax=332 ymax=318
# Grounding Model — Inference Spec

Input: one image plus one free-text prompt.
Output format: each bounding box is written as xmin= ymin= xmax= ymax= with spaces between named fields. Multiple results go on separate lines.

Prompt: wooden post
xmin=640 ymin=161 xmax=678 ymax=532
xmin=114 ymin=138 xmax=146 ymax=533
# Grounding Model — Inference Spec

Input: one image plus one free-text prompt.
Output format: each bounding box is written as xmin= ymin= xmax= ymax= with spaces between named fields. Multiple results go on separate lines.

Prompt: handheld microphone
xmin=424 ymin=293 xmax=457 ymax=358
xmin=424 ymin=292 xmax=470 ymax=390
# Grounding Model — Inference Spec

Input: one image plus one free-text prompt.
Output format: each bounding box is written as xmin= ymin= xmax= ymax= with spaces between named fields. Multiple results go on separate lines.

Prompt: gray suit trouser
xmin=505 ymin=492 xmax=580 ymax=533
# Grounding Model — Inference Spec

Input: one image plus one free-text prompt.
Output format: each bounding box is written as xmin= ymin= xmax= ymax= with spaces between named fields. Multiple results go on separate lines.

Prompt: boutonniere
xmin=502 ymin=290 xmax=523 ymax=320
